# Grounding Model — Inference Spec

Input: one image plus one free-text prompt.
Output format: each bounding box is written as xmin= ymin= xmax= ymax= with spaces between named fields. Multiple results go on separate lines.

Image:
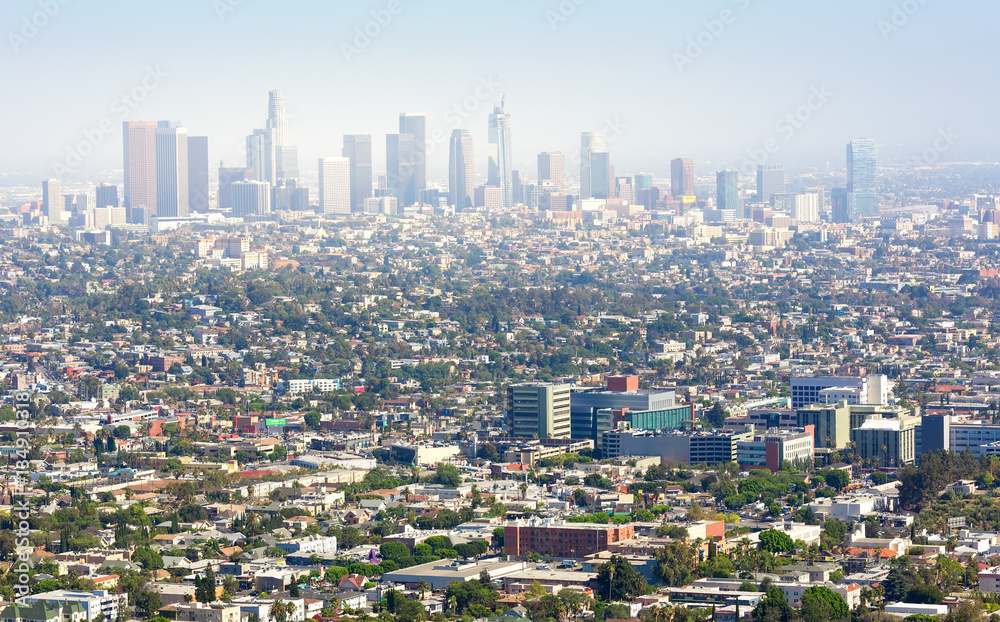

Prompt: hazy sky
xmin=3 ymin=0 xmax=998 ymax=187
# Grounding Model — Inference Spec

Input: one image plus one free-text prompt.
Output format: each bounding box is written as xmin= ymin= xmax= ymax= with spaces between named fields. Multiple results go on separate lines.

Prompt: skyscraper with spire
xmin=268 ymin=90 xmax=299 ymax=180
xmin=488 ymin=99 xmax=513 ymax=208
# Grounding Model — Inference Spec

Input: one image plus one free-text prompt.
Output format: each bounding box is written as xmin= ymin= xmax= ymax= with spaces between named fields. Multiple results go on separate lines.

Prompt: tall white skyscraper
xmin=449 ymin=129 xmax=475 ymax=210
xmin=268 ymin=90 xmax=299 ymax=180
xmin=232 ymin=180 xmax=272 ymax=218
xmin=318 ymin=157 xmax=351 ymax=215
xmin=580 ymin=131 xmax=605 ymax=199
xmin=155 ymin=121 xmax=189 ymax=217
xmin=122 ymin=121 xmax=157 ymax=221
xmin=488 ymin=102 xmax=513 ymax=208
xmin=42 ymin=178 xmax=63 ymax=223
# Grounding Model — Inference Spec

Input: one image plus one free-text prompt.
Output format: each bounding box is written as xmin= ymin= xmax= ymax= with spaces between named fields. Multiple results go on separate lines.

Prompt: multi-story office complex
xmin=830 ymin=187 xmax=853 ymax=223
xmin=123 ymin=120 xmax=158 ymax=221
xmin=507 ymin=382 xmax=571 ymax=439
xmin=155 ymin=121 xmax=189 ymax=217
xmin=589 ymin=152 xmax=611 ymax=200
xmin=851 ymin=418 xmax=916 ymax=467
xmin=396 ymin=113 xmax=426 ymax=205
xmin=20 ymin=590 xmax=127 ymax=622
xmin=569 ymin=375 xmax=677 ymax=440
xmin=246 ymin=128 xmax=273 ymax=184
xmin=792 ymin=192 xmax=820 ymax=222
xmin=602 ymin=427 xmax=754 ymax=464
xmin=504 ymin=520 xmax=634 ymax=558
xmin=231 ymin=180 xmax=271 ymax=218
xmin=671 ymin=158 xmax=694 ymax=198
xmin=736 ymin=427 xmax=815 ymax=473
xmin=95 ymin=183 xmax=118 ymax=208
xmin=318 ymin=157 xmax=351 ymax=215
xmin=716 ymin=170 xmax=740 ymax=218
xmin=756 ymin=164 xmax=785 ymax=204
xmin=218 ymin=167 xmax=252 ymax=210
xmin=634 ymin=173 xmax=653 ymax=202
xmin=847 ymin=138 xmax=879 ymax=218
xmin=580 ymin=131 xmax=605 ymax=200
xmin=488 ymin=105 xmax=513 ymax=208
xmin=790 ymin=375 xmax=889 ymax=409
xmin=538 ymin=151 xmax=565 ymax=189
xmin=387 ymin=132 xmax=416 ymax=206
xmin=42 ymin=178 xmax=63 ymax=223
xmin=449 ymin=129 xmax=475 ymax=210
xmin=796 ymin=402 xmax=851 ymax=449
xmin=187 ymin=135 xmax=209 ymax=212
xmin=342 ymin=134 xmax=373 ymax=212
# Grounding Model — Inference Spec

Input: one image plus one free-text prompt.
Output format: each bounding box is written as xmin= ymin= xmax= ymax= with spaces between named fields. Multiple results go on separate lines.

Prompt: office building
xmin=569 ymin=376 xmax=677 ymax=440
xmin=20 ymin=590 xmax=127 ymax=622
xmin=920 ymin=413 xmax=950 ymax=454
xmin=95 ymin=183 xmax=118 ymax=208
xmin=387 ymin=133 xmax=417 ymax=207
xmin=504 ymin=520 xmax=634 ymax=558
xmin=155 ymin=121 xmax=189 ymax=218
xmin=589 ymin=152 xmax=611 ymax=200
xmin=538 ymin=151 xmax=565 ymax=189
xmin=187 ymin=136 xmax=209 ymax=212
xmin=219 ymin=167 xmax=252 ymax=210
xmin=831 ymin=187 xmax=855 ymax=223
xmin=365 ymin=196 xmax=397 ymax=215
xmin=602 ymin=428 xmax=753 ymax=465
xmin=671 ymin=158 xmax=694 ymax=198
xmin=792 ymin=192 xmax=820 ymax=223
xmin=475 ymin=185 xmax=503 ymax=213
xmin=231 ymin=180 xmax=271 ymax=218
xmin=318 ymin=157 xmax=351 ymax=215
xmin=796 ymin=402 xmax=851 ymax=449
xmin=757 ymin=164 xmax=785 ymax=204
xmin=488 ymin=104 xmax=513 ymax=208
xmin=847 ymin=138 xmax=879 ymax=218
xmin=42 ymin=178 xmax=63 ymax=223
xmin=398 ymin=113 xmax=426 ymax=204
xmin=851 ymin=418 xmax=916 ymax=467
xmin=790 ymin=375 xmax=889 ymax=409
xmin=246 ymin=128 xmax=273 ymax=184
xmin=580 ymin=131 xmax=605 ymax=199
xmin=507 ymin=383 xmax=571 ymax=439
xmin=75 ymin=193 xmax=95 ymax=213
xmin=716 ymin=170 xmax=740 ymax=218
xmin=449 ymin=129 xmax=475 ymax=210
xmin=122 ymin=120 xmax=158 ymax=221
xmin=634 ymin=173 xmax=653 ymax=203
xmin=267 ymin=90 xmax=298 ymax=180
xmin=736 ymin=427 xmax=815 ymax=473
xmin=342 ymin=134 xmax=373 ymax=212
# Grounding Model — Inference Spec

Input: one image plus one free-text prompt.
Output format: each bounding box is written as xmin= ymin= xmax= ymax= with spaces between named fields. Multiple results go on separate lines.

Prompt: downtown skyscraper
xmin=269 ymin=90 xmax=299 ymax=180
xmin=391 ymin=113 xmax=426 ymax=206
xmin=538 ymin=152 xmax=565 ymax=189
xmin=488 ymin=103 xmax=513 ymax=208
xmin=580 ymin=131 xmax=605 ymax=200
xmin=716 ymin=169 xmax=740 ymax=219
xmin=155 ymin=121 xmax=189 ymax=217
xmin=449 ymin=129 xmax=474 ymax=211
xmin=756 ymin=164 xmax=785 ymax=205
xmin=847 ymin=138 xmax=879 ymax=218
xmin=343 ymin=135 xmax=373 ymax=212
xmin=123 ymin=120 xmax=158 ymax=222
xmin=187 ymin=136 xmax=209 ymax=212
xmin=319 ymin=157 xmax=351 ymax=215
xmin=670 ymin=158 xmax=694 ymax=198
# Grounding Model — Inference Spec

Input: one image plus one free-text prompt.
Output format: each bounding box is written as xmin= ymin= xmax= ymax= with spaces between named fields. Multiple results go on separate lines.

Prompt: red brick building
xmin=504 ymin=521 xmax=634 ymax=558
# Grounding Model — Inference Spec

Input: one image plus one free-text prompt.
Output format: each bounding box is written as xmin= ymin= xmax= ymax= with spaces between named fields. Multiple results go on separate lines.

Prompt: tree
xmin=380 ymin=542 xmax=411 ymax=563
xmin=653 ymin=540 xmax=695 ymax=587
xmin=303 ymin=411 xmax=321 ymax=429
xmin=825 ymin=469 xmax=850 ymax=491
xmin=758 ymin=529 xmax=794 ymax=553
xmin=752 ymin=587 xmax=796 ymax=622
xmin=800 ymin=586 xmax=849 ymax=622
xmin=871 ymin=471 xmax=889 ymax=486
xmin=432 ymin=464 xmax=463 ymax=487
xmin=195 ymin=566 xmax=216 ymax=603
xmin=905 ymin=585 xmax=943 ymax=605
xmin=597 ymin=555 xmax=647 ymax=601
xmin=687 ymin=503 xmax=706 ymax=522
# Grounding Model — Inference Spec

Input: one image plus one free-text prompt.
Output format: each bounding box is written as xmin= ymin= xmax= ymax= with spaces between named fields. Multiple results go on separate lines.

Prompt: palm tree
xmin=417 ymin=580 xmax=431 ymax=600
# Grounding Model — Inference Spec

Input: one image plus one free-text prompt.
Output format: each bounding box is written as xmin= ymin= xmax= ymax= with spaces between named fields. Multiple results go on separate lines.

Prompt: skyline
xmin=3 ymin=0 xmax=996 ymax=185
